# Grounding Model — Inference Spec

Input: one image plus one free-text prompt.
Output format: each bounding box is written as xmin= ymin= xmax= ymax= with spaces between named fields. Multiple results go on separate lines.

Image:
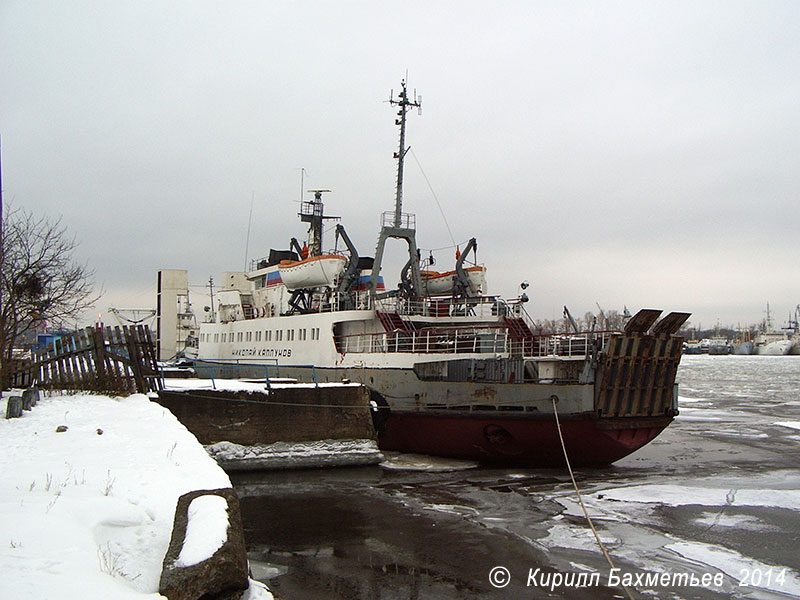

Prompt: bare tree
xmin=1 ymin=207 xmax=99 ymax=382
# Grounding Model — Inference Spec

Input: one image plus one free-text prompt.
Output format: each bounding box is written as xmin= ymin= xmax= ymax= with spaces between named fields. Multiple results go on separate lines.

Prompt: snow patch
xmin=540 ymin=522 xmax=619 ymax=553
xmin=175 ymin=495 xmax=229 ymax=568
xmin=597 ymin=485 xmax=800 ymax=510
xmin=678 ymin=396 xmax=708 ymax=403
xmin=666 ymin=541 xmax=800 ymax=596
xmin=775 ymin=421 xmax=800 ymax=431
xmin=693 ymin=513 xmax=771 ymax=530
xmin=379 ymin=451 xmax=478 ymax=472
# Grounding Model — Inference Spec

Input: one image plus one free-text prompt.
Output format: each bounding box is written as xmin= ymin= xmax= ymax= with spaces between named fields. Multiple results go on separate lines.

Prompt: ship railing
xmin=333 ymin=324 xmax=621 ymax=359
xmin=333 ymin=326 xmax=612 ymax=356
xmin=375 ymin=295 xmax=519 ymax=320
xmin=191 ymin=357 xmax=321 ymax=388
xmin=309 ymin=290 xmax=378 ymax=314
xmin=527 ymin=330 xmax=620 ymax=358
xmin=381 ymin=211 xmax=416 ymax=230
xmin=507 ymin=298 xmax=539 ymax=332
xmin=334 ymin=325 xmax=511 ymax=355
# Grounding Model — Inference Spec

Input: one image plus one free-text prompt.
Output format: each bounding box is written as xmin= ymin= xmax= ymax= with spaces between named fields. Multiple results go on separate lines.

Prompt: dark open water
xmin=232 ymin=355 xmax=800 ymax=599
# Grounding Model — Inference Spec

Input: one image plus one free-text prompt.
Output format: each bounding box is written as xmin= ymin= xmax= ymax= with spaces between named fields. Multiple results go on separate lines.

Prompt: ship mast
xmin=300 ymin=189 xmax=338 ymax=257
xmin=391 ymin=81 xmax=421 ymax=228
xmin=369 ymin=79 xmax=423 ymax=298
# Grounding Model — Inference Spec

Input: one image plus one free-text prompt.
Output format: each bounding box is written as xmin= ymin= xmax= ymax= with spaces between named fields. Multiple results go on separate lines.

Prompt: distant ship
xmin=754 ymin=304 xmax=795 ymax=355
xmin=194 ymin=80 xmax=690 ymax=467
xmin=732 ymin=328 xmax=755 ymax=355
xmin=787 ymin=305 xmax=800 ymax=356
xmin=706 ymin=337 xmax=732 ymax=355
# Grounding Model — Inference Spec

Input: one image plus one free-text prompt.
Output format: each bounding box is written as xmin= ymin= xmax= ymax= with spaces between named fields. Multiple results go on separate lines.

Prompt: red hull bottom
xmin=378 ymin=412 xmax=670 ymax=467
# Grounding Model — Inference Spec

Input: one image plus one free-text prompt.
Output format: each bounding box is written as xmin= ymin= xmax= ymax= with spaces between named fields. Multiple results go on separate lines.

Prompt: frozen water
xmin=235 ymin=355 xmax=800 ymax=599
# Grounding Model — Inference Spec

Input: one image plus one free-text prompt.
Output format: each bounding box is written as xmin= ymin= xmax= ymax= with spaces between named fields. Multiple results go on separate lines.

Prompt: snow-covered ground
xmin=0 ymin=391 xmax=273 ymax=600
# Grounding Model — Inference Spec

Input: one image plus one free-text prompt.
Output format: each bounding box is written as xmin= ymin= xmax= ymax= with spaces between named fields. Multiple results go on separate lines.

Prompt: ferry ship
xmin=196 ymin=81 xmax=690 ymax=467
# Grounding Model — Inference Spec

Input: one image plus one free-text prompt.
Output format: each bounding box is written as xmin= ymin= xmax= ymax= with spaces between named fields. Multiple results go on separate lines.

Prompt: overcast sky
xmin=2 ymin=1 xmax=799 ymax=331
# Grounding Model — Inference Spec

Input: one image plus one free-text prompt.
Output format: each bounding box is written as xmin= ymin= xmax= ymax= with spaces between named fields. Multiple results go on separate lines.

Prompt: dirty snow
xmin=208 ymin=438 xmax=383 ymax=470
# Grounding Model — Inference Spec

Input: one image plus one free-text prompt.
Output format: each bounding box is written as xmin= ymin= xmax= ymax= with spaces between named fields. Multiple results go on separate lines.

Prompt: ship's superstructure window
xmin=277 ymin=330 xmax=283 ymax=341
xmin=237 ymin=332 xmax=243 ymax=342
xmin=266 ymin=330 xmax=272 ymax=341
xmin=246 ymin=331 xmax=252 ymax=342
xmin=288 ymin=329 xmax=295 ymax=341
xmin=255 ymin=331 xmax=262 ymax=342
xmin=221 ymin=333 xmax=227 ymax=343
xmin=214 ymin=333 xmax=219 ymax=343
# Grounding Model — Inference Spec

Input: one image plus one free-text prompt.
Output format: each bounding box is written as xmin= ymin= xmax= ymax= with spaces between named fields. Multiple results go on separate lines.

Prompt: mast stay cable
xmin=409 ymin=147 xmax=457 ymax=249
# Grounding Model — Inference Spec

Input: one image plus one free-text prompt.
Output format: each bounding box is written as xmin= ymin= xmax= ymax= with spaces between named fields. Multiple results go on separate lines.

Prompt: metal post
xmin=390 ymin=81 xmax=421 ymax=228
xmin=0 ymin=134 xmax=3 ymax=402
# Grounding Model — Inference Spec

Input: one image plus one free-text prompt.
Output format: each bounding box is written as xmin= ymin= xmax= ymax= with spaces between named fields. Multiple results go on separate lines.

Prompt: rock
xmin=159 ymin=488 xmax=249 ymax=600
xmin=55 ymin=425 xmax=68 ymax=433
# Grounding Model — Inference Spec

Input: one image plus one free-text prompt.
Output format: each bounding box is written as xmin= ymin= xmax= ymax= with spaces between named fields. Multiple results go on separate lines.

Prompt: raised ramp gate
xmin=623 ymin=309 xmax=663 ymax=334
xmin=652 ymin=312 xmax=692 ymax=335
xmin=595 ymin=330 xmax=684 ymax=418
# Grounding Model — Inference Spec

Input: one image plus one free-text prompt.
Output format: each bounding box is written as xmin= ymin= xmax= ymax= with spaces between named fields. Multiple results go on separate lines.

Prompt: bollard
xmin=5 ymin=396 xmax=23 ymax=419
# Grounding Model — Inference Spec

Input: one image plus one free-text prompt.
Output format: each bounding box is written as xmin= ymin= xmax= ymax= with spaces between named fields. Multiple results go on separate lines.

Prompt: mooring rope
xmin=551 ymin=395 xmax=636 ymax=600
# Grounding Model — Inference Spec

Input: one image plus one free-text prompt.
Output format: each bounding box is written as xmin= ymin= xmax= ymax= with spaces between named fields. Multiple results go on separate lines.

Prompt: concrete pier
xmin=156 ymin=383 xmax=381 ymax=470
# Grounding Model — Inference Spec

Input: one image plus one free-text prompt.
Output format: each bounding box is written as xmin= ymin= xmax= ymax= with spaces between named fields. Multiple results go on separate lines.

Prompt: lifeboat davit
xmin=278 ymin=254 xmax=347 ymax=290
xmin=421 ymin=266 xmax=486 ymax=296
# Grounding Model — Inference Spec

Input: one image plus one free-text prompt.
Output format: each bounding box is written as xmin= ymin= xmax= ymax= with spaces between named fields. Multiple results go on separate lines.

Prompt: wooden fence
xmin=14 ymin=325 xmax=162 ymax=394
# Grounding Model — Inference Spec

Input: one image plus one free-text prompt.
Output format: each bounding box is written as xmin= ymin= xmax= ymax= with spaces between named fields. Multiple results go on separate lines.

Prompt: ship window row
xmin=201 ymin=327 xmax=321 ymax=343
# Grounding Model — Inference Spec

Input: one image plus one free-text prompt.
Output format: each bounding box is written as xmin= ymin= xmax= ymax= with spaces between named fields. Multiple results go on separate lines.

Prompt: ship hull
xmin=756 ymin=340 xmax=793 ymax=355
xmin=195 ymin=320 xmax=684 ymax=467
xmin=193 ymin=358 xmax=675 ymax=467
xmin=378 ymin=411 xmax=671 ymax=467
